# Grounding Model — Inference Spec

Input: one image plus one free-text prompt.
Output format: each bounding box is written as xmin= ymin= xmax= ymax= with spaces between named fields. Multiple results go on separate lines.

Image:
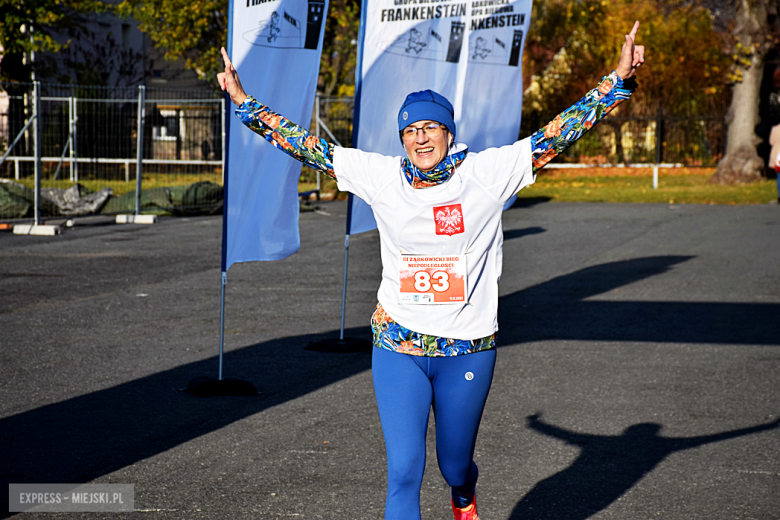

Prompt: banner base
xmin=116 ymin=214 xmax=157 ymax=224
xmin=305 ymin=337 xmax=372 ymax=353
xmin=13 ymin=224 xmax=61 ymax=236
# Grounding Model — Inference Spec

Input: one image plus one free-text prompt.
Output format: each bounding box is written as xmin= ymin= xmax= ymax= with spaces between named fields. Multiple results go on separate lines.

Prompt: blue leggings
xmin=372 ymin=347 xmax=497 ymax=520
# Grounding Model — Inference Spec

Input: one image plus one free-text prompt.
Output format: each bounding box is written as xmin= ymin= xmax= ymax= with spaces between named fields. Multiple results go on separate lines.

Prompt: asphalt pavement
xmin=1 ymin=200 xmax=778 ymax=519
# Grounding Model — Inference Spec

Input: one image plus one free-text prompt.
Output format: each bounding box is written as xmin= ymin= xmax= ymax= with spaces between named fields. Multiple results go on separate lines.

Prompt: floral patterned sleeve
xmin=236 ymin=96 xmax=336 ymax=179
xmin=530 ymin=71 xmax=637 ymax=172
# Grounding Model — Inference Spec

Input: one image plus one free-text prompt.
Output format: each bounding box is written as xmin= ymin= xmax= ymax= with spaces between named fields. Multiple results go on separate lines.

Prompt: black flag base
xmin=181 ymin=376 xmax=260 ymax=397
xmin=305 ymin=337 xmax=372 ymax=353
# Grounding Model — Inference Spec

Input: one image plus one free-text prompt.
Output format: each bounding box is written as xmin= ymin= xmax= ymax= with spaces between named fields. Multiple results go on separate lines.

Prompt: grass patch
xmin=518 ymin=167 xmax=778 ymax=205
xmin=11 ymin=167 xmax=776 ymax=206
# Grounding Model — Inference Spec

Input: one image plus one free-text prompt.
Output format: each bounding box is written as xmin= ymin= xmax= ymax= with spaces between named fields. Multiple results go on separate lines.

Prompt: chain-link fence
xmin=302 ymin=99 xmax=725 ymax=195
xmin=310 ymin=99 xmax=726 ymax=166
xmin=555 ymin=110 xmax=726 ymax=167
xmin=1 ymin=82 xmax=225 ymax=222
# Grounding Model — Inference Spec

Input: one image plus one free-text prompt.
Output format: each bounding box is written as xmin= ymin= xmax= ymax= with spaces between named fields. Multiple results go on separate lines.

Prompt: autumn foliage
xmin=0 ymin=0 xmax=108 ymax=82
xmin=521 ymin=0 xmax=731 ymax=136
xmin=114 ymin=0 xmax=360 ymax=94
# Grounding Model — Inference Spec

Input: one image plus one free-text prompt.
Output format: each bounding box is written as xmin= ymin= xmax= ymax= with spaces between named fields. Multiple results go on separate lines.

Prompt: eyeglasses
xmin=400 ymin=122 xmax=446 ymax=141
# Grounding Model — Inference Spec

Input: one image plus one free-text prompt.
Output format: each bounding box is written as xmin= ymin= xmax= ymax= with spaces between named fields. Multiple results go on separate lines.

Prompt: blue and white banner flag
xmin=346 ymin=193 xmax=377 ymax=235
xmin=348 ymin=0 xmax=532 ymax=233
xmin=223 ymin=0 xmax=329 ymax=269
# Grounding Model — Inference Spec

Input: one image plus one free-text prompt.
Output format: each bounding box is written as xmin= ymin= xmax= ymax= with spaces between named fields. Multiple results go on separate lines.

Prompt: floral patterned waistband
xmin=370 ymin=303 xmax=495 ymax=357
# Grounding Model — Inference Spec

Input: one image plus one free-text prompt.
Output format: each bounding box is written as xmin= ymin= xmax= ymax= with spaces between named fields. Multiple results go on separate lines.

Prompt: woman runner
xmin=218 ymin=21 xmax=645 ymax=520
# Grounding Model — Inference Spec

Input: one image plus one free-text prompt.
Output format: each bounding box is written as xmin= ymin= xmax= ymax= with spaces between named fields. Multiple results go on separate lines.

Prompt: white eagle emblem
xmin=435 ymin=206 xmax=463 ymax=235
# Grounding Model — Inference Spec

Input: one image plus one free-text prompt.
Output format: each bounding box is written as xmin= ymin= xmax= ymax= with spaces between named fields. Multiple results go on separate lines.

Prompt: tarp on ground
xmin=42 ymin=184 xmax=113 ymax=216
xmin=0 ymin=180 xmax=225 ymax=220
xmin=99 ymin=182 xmax=224 ymax=216
xmin=0 ymin=180 xmax=61 ymax=219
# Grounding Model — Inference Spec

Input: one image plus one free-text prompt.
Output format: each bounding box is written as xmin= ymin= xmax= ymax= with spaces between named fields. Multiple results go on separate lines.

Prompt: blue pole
xmin=217 ymin=0 xmax=235 ymax=379
xmin=219 ymin=271 xmax=227 ymax=380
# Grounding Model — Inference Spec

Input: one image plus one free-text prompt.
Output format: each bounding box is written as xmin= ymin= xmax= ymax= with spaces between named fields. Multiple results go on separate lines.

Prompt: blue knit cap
xmin=398 ymin=90 xmax=456 ymax=139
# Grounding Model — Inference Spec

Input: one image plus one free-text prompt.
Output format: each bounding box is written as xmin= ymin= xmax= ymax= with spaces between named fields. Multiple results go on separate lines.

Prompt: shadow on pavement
xmin=0 ymin=328 xmax=373 ymax=518
xmin=497 ymin=256 xmax=780 ymax=346
xmin=509 ymin=196 xmax=553 ymax=208
xmin=508 ymin=414 xmax=780 ymax=520
xmin=503 ymin=227 xmax=546 ymax=241
xmin=2 ymin=255 xmax=779 ymax=517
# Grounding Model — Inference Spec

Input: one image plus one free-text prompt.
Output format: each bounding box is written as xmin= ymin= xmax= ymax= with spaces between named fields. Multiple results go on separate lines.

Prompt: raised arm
xmin=217 ymin=47 xmax=337 ymax=179
xmin=236 ymin=98 xmax=336 ymax=179
xmin=531 ymin=22 xmax=645 ymax=172
xmin=526 ymin=413 xmax=595 ymax=446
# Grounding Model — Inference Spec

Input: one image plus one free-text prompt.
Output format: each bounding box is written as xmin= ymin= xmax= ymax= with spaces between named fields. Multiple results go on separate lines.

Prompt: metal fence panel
xmin=0 ymin=82 xmax=224 ymax=222
xmin=137 ymin=88 xmax=225 ymax=216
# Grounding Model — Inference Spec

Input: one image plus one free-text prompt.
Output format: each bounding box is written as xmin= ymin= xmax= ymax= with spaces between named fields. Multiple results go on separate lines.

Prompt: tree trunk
xmin=710 ymin=0 xmax=771 ymax=185
xmin=607 ymin=121 xmax=626 ymax=165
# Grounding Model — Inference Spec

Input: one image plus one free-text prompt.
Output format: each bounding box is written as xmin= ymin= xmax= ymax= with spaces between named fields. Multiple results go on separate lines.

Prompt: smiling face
xmin=402 ymin=120 xmax=452 ymax=172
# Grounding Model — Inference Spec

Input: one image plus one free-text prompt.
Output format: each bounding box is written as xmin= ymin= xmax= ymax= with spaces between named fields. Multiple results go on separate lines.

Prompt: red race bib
xmin=398 ymin=254 xmax=467 ymax=304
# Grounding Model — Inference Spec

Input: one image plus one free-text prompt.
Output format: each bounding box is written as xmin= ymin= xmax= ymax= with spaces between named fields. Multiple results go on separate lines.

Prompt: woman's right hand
xmin=615 ymin=21 xmax=645 ymax=79
xmin=217 ymin=47 xmax=248 ymax=106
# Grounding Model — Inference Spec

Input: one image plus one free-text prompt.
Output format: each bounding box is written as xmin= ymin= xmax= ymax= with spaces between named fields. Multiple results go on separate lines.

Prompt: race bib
xmin=398 ymin=254 xmax=467 ymax=304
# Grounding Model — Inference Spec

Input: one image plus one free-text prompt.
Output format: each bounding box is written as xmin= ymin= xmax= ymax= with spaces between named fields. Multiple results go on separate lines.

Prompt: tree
xmin=116 ymin=0 xmax=360 ymax=93
xmin=521 ymin=0 xmax=731 ymax=137
xmin=115 ymin=0 xmax=227 ymax=83
xmin=319 ymin=0 xmax=360 ymax=97
xmin=0 ymin=0 xmax=106 ymax=82
xmin=56 ymin=31 xmax=146 ymax=87
xmin=709 ymin=0 xmax=780 ymax=184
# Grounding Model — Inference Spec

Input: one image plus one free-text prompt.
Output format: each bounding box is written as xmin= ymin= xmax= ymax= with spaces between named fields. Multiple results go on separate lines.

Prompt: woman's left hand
xmin=616 ymin=21 xmax=645 ymax=79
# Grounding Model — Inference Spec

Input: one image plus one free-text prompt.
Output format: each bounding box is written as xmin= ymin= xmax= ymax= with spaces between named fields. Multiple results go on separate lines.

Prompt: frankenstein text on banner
xmin=471 ymin=13 xmax=524 ymax=30
xmin=381 ymin=4 xmax=467 ymax=22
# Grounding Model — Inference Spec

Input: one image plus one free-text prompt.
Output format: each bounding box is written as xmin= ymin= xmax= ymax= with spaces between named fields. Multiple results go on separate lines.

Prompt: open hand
xmin=616 ymin=21 xmax=645 ymax=79
xmin=217 ymin=47 xmax=248 ymax=106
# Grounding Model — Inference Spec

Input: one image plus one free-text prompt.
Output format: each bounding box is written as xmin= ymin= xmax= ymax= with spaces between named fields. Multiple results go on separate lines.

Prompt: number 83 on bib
xmin=398 ymin=254 xmax=467 ymax=305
